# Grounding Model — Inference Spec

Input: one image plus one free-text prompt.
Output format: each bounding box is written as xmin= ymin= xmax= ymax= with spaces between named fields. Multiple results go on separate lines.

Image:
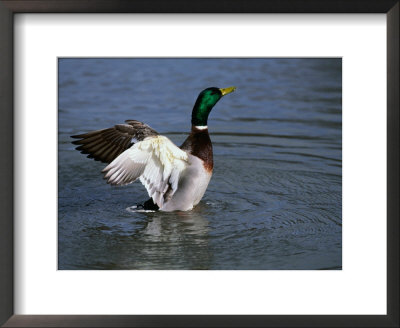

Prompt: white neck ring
xmin=194 ymin=125 xmax=208 ymax=130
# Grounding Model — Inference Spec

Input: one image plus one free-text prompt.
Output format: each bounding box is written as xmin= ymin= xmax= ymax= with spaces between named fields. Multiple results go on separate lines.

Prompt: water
xmin=58 ymin=58 xmax=342 ymax=270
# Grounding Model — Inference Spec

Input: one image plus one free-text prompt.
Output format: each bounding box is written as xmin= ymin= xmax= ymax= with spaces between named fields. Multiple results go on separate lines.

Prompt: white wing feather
xmin=102 ymin=136 xmax=188 ymax=207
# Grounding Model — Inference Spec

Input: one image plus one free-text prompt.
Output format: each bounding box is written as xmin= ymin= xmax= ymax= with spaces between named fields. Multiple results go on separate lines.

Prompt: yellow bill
xmin=220 ymin=86 xmax=236 ymax=96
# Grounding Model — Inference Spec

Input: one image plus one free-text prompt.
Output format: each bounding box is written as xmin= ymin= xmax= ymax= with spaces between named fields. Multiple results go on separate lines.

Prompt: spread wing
xmin=102 ymin=136 xmax=188 ymax=208
xmin=71 ymin=120 xmax=159 ymax=164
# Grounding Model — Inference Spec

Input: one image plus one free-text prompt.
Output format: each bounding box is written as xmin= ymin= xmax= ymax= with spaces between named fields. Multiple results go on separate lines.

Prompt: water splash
xmin=126 ymin=205 xmax=156 ymax=213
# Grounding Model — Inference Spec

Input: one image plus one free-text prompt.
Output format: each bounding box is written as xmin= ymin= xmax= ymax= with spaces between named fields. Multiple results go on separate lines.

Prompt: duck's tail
xmin=126 ymin=198 xmax=159 ymax=213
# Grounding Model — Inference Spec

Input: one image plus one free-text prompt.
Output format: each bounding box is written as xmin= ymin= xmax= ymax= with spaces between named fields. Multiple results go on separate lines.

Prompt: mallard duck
xmin=71 ymin=86 xmax=236 ymax=211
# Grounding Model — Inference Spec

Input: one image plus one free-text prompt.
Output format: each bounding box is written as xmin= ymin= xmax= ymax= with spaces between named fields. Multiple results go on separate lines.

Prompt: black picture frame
xmin=0 ymin=1 xmax=398 ymax=327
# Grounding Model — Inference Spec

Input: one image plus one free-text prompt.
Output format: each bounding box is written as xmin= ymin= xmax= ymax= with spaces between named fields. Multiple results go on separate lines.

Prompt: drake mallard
xmin=71 ymin=86 xmax=236 ymax=211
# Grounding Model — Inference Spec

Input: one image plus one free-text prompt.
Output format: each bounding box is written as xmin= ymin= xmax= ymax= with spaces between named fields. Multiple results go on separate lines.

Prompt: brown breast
xmin=180 ymin=126 xmax=213 ymax=172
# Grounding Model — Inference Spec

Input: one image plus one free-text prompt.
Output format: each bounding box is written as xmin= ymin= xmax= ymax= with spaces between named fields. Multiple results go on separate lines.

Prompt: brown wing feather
xmin=71 ymin=120 xmax=159 ymax=163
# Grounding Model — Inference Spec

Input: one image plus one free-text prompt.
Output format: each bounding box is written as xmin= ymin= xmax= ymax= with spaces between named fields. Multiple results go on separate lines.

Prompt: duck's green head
xmin=192 ymin=86 xmax=236 ymax=126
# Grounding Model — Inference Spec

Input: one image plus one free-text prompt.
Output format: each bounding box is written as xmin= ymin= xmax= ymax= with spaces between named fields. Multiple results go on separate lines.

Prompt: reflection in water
xmin=74 ymin=204 xmax=213 ymax=270
xmin=132 ymin=208 xmax=211 ymax=269
xmin=142 ymin=211 xmax=209 ymax=239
